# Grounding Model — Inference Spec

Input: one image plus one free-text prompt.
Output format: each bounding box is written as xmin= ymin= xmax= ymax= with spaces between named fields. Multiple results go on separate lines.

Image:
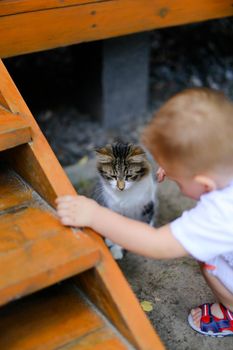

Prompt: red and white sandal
xmin=188 ymin=303 xmax=233 ymax=337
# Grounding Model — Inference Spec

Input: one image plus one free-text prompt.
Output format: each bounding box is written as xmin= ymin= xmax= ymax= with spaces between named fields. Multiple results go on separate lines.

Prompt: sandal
xmin=188 ymin=303 xmax=233 ymax=337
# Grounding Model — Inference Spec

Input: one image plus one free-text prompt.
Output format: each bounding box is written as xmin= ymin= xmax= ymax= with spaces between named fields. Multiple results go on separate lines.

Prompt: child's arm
xmin=56 ymin=195 xmax=188 ymax=260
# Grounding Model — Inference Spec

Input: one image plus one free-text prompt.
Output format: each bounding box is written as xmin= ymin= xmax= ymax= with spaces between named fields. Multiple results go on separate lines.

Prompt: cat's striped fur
xmin=94 ymin=142 xmax=157 ymax=259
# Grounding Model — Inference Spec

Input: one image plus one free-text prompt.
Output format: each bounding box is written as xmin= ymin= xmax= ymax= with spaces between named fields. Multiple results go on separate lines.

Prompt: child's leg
xmin=190 ymin=263 xmax=233 ymax=333
xmin=201 ymin=263 xmax=233 ymax=310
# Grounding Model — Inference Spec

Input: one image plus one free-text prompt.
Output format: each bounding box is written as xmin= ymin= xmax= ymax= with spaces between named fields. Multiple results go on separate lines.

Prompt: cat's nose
xmin=117 ymin=179 xmax=125 ymax=191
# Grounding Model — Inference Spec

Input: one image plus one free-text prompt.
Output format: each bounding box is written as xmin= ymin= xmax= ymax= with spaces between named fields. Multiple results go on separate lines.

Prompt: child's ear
xmin=194 ymin=175 xmax=217 ymax=193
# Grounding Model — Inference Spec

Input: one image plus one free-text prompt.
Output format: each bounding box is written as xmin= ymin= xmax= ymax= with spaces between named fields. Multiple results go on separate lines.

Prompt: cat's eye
xmin=126 ymin=175 xmax=137 ymax=181
xmin=103 ymin=174 xmax=112 ymax=180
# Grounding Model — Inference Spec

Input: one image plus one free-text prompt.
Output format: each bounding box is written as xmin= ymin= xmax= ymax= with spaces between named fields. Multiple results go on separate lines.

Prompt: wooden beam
xmin=0 ymin=108 xmax=32 ymax=151
xmin=0 ymin=0 xmax=233 ymax=58
xmin=0 ymin=0 xmax=103 ymax=16
xmin=0 ymin=92 xmax=11 ymax=111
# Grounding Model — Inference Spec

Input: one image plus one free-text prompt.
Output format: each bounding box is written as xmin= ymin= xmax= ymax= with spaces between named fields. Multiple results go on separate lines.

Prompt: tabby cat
xmin=94 ymin=142 xmax=157 ymax=259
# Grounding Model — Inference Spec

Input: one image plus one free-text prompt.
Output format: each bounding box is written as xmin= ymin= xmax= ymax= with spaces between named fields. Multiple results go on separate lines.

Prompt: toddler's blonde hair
xmin=142 ymin=88 xmax=233 ymax=175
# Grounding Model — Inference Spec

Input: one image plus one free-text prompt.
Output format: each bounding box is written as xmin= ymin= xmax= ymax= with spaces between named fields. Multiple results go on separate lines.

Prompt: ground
xmin=66 ymin=163 xmax=233 ymax=350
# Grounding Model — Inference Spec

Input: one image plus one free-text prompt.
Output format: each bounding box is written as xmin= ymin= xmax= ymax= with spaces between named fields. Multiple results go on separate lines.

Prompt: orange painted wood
xmin=0 ymin=92 xmax=10 ymax=110
xmin=0 ymin=169 xmax=100 ymax=306
xmin=77 ymin=229 xmax=165 ymax=350
xmin=0 ymin=108 xmax=32 ymax=151
xmin=0 ymin=205 xmax=100 ymax=306
xmin=0 ymin=60 xmax=76 ymax=206
xmin=0 ymin=282 xmax=113 ymax=350
xmin=0 ymin=167 xmax=33 ymax=211
xmin=0 ymin=0 xmax=102 ymax=16
xmin=0 ymin=0 xmax=233 ymax=58
xmin=0 ymin=206 xmax=100 ymax=306
xmin=6 ymin=144 xmax=62 ymax=208
xmin=62 ymin=328 xmax=129 ymax=350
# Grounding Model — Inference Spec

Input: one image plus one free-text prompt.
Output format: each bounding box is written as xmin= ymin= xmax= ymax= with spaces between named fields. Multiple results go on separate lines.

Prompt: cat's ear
xmin=128 ymin=146 xmax=146 ymax=163
xmin=95 ymin=147 xmax=112 ymax=163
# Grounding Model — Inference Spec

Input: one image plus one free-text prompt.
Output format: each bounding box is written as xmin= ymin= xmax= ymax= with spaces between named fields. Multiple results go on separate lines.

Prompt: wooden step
xmin=0 ymin=281 xmax=134 ymax=350
xmin=0 ymin=166 xmax=101 ymax=306
xmin=0 ymin=165 xmax=33 ymax=211
xmin=0 ymin=60 xmax=165 ymax=350
xmin=0 ymin=108 xmax=32 ymax=151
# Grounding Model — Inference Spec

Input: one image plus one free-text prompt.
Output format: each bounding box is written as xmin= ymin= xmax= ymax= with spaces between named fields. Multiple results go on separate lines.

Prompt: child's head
xmin=142 ymin=88 xmax=233 ymax=179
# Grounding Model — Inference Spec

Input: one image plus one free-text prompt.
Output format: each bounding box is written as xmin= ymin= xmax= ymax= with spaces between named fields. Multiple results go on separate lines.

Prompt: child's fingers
xmin=55 ymin=195 xmax=76 ymax=204
xmin=56 ymin=195 xmax=94 ymax=228
xmin=57 ymin=207 xmax=69 ymax=216
xmin=57 ymin=209 xmax=73 ymax=224
xmin=60 ymin=216 xmax=73 ymax=226
xmin=156 ymin=173 xmax=164 ymax=182
xmin=156 ymin=167 xmax=166 ymax=182
xmin=56 ymin=201 xmax=73 ymax=210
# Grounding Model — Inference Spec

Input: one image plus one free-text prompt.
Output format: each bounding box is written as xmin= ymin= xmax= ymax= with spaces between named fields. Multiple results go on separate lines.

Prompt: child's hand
xmin=156 ymin=167 xmax=166 ymax=182
xmin=56 ymin=195 xmax=99 ymax=228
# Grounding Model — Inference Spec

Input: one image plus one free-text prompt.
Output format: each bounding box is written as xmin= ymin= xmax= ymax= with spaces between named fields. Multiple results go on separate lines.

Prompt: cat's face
xmin=96 ymin=142 xmax=150 ymax=191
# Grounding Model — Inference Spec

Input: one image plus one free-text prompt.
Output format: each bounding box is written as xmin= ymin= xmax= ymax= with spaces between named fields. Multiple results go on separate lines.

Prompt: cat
xmin=94 ymin=141 xmax=157 ymax=260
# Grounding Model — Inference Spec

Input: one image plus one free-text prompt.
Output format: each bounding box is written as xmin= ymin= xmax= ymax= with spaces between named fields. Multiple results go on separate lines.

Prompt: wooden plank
xmin=0 ymin=92 xmax=10 ymax=110
xmin=0 ymin=167 xmax=33 ymax=211
xmin=0 ymin=0 xmax=233 ymax=58
xmin=0 ymin=108 xmax=32 ymax=151
xmin=0 ymin=60 xmax=76 ymax=207
xmin=0 ymin=206 xmax=100 ymax=306
xmin=6 ymin=144 xmax=61 ymax=208
xmin=61 ymin=327 xmax=129 ymax=350
xmin=0 ymin=282 xmax=107 ymax=350
xmin=0 ymin=0 xmax=104 ymax=16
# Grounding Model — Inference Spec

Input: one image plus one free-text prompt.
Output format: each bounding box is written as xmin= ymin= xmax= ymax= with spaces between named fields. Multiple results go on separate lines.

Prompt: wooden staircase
xmin=0 ymin=59 xmax=165 ymax=349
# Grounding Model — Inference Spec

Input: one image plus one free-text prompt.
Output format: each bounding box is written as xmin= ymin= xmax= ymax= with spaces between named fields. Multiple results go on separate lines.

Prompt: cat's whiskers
xmin=92 ymin=184 xmax=105 ymax=202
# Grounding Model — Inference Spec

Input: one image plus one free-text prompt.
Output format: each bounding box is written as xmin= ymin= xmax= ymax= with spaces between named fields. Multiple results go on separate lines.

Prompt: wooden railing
xmin=0 ymin=0 xmax=233 ymax=58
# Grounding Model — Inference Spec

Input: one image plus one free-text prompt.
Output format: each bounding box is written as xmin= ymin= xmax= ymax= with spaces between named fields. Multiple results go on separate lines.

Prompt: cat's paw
xmin=105 ymin=238 xmax=114 ymax=247
xmin=110 ymin=245 xmax=124 ymax=260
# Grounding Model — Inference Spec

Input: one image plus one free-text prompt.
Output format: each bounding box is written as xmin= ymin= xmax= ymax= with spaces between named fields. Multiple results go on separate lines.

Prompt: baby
xmin=56 ymin=87 xmax=233 ymax=337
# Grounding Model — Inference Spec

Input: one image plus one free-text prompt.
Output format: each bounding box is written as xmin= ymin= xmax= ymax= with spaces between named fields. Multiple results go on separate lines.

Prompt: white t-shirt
xmin=170 ymin=180 xmax=233 ymax=267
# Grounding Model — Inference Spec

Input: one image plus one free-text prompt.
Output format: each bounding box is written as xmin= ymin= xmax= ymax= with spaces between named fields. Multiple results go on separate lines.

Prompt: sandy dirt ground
xmin=68 ymin=164 xmax=233 ymax=350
